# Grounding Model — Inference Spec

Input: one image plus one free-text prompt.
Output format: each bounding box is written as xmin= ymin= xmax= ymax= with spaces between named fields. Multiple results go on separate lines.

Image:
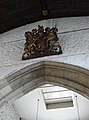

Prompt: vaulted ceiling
xmin=0 ymin=0 xmax=89 ymax=33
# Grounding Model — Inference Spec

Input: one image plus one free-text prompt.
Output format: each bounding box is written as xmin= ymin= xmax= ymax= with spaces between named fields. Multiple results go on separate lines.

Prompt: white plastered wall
xmin=0 ymin=17 xmax=89 ymax=120
xmin=0 ymin=17 xmax=89 ymax=78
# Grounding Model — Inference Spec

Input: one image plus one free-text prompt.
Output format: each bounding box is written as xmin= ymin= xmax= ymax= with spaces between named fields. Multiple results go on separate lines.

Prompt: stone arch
xmin=0 ymin=61 xmax=89 ymax=107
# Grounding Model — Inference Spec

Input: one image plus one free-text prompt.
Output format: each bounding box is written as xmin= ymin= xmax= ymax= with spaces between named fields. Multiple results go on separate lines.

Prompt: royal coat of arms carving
xmin=22 ymin=25 xmax=62 ymax=60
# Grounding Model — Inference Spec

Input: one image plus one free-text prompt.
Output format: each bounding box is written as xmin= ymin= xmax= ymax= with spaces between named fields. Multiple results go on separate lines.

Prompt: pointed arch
xmin=0 ymin=61 xmax=89 ymax=107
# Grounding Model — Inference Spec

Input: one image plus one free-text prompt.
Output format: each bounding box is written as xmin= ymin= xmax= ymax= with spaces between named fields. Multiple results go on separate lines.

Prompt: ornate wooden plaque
xmin=22 ymin=25 xmax=62 ymax=60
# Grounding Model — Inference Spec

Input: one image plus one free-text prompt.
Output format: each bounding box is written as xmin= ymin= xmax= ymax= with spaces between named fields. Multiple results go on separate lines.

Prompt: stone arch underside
xmin=0 ymin=61 xmax=89 ymax=107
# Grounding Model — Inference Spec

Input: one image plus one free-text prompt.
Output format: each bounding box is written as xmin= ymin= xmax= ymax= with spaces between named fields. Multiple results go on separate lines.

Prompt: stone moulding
xmin=0 ymin=61 xmax=89 ymax=107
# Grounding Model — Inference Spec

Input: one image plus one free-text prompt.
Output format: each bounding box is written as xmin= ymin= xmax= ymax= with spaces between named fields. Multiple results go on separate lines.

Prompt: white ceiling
xmin=14 ymin=84 xmax=89 ymax=120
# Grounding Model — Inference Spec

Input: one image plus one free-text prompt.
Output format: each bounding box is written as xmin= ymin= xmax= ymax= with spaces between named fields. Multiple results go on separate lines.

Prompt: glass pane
xmin=44 ymin=91 xmax=73 ymax=100
xmin=42 ymin=86 xmax=68 ymax=93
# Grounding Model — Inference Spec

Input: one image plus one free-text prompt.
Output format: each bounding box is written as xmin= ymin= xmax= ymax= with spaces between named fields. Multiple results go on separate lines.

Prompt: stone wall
xmin=0 ymin=17 xmax=89 ymax=120
xmin=0 ymin=103 xmax=19 ymax=120
xmin=0 ymin=17 xmax=89 ymax=79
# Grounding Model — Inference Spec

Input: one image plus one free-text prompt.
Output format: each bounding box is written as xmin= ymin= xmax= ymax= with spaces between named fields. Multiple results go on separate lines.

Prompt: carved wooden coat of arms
xmin=22 ymin=25 xmax=62 ymax=60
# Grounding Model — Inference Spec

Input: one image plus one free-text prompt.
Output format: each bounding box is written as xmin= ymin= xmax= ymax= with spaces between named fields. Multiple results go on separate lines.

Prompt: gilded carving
xmin=22 ymin=25 xmax=62 ymax=60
